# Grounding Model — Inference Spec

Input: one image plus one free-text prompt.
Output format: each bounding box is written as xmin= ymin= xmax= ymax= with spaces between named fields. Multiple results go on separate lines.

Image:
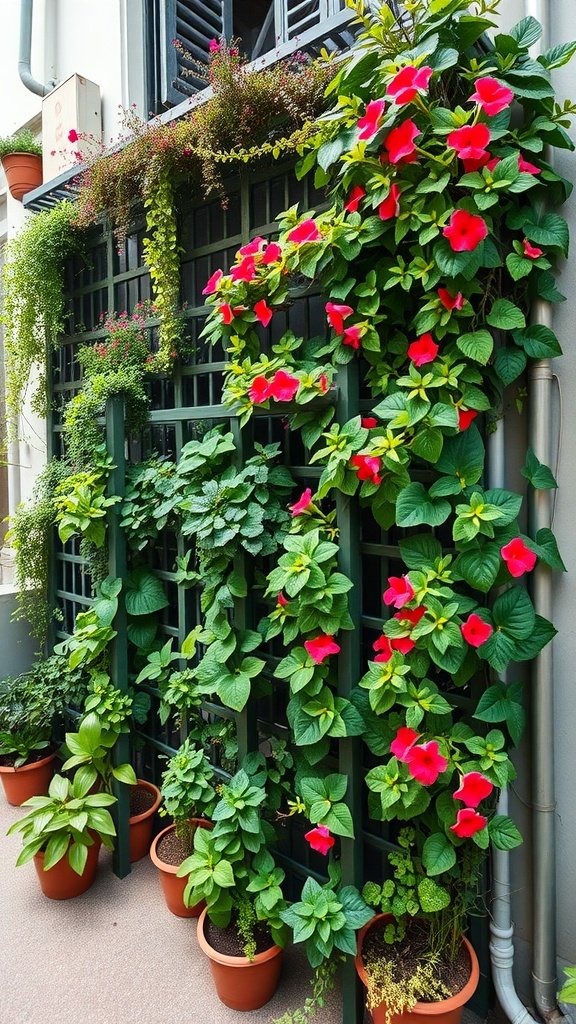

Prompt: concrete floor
xmin=0 ymin=799 xmax=341 ymax=1024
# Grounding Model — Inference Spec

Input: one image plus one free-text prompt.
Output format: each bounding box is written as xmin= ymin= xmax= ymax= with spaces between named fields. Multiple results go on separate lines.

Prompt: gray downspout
xmin=18 ymin=0 xmax=55 ymax=97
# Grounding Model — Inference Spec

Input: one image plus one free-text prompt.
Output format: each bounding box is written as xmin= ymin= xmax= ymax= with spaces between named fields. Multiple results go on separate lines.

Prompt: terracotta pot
xmin=0 ymin=751 xmax=57 ymax=806
xmin=33 ymin=836 xmax=101 ymax=900
xmin=197 ymin=907 xmax=284 ymax=1010
xmin=1 ymin=152 xmax=43 ymax=201
xmin=356 ymin=914 xmax=480 ymax=1024
xmin=129 ymin=778 xmax=161 ymax=862
xmin=149 ymin=818 xmax=212 ymax=917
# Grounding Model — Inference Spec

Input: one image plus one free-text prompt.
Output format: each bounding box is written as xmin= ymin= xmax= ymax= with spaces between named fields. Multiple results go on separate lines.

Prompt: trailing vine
xmin=142 ymin=163 xmax=183 ymax=371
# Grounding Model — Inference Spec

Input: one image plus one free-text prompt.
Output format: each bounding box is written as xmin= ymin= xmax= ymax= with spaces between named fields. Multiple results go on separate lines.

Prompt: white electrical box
xmin=42 ymin=74 xmax=102 ymax=182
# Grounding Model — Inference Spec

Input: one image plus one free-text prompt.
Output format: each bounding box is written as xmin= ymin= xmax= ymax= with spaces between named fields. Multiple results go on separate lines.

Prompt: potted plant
xmin=6 ymin=770 xmax=116 ymax=899
xmin=178 ymin=768 xmax=288 ymax=1011
xmin=0 ymin=129 xmax=42 ymax=200
xmin=150 ymin=738 xmax=216 ymax=916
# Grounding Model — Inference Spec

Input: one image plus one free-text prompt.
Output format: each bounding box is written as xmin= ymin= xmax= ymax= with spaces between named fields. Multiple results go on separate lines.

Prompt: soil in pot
xmin=205 ymin=916 xmax=276 ymax=958
xmin=150 ymin=819 xmax=212 ymax=917
xmin=128 ymin=779 xmax=161 ymax=863
xmin=130 ymin=785 xmax=157 ymax=816
xmin=0 ymin=750 xmax=57 ymax=806
xmin=362 ymin=918 xmax=470 ymax=1001
xmin=197 ymin=907 xmax=283 ymax=1011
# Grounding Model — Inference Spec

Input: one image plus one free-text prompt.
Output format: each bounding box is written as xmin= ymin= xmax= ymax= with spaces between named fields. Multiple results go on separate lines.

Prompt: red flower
xmin=523 ymin=238 xmax=543 ymax=259
xmin=384 ymin=119 xmax=420 ymax=164
xmin=458 ymin=408 xmax=478 ymax=431
xmin=304 ymin=825 xmax=335 ymax=855
xmin=383 ymin=574 xmax=414 ymax=609
xmin=394 ymin=606 xmax=426 ymax=625
xmin=450 ymin=808 xmax=488 ymax=838
xmin=254 ymin=299 xmax=273 ymax=327
xmin=454 ymin=771 xmax=494 ymax=808
xmin=390 ymin=726 xmax=420 ymax=762
xmin=269 ymin=369 xmax=300 ymax=401
xmin=230 ymin=255 xmax=256 ymax=282
xmin=249 ymin=376 xmax=273 ymax=404
xmin=392 ymin=636 xmax=415 ymax=655
xmin=68 ymin=128 xmax=79 ymax=143
xmin=343 ymin=325 xmax=363 ymax=349
xmin=304 ymin=635 xmax=341 ymax=664
xmin=373 ymin=635 xmax=393 ymax=663
xmin=518 ymin=155 xmax=541 ymax=175
xmin=351 ymin=454 xmax=382 ymax=485
xmin=462 ymin=152 xmax=493 ymax=174
xmin=277 ymin=593 xmax=288 ymax=607
xmin=501 ymin=538 xmax=537 ymax=577
xmin=387 ymin=65 xmax=433 ymax=106
xmin=448 ymin=123 xmax=491 ymax=161
xmin=262 ymin=242 xmax=283 ymax=264
xmin=345 ymin=185 xmax=366 ymax=213
xmin=362 ymin=417 xmax=378 ymax=429
xmin=219 ymin=304 xmax=234 ymax=325
xmin=405 ymin=741 xmax=448 ymax=786
xmin=378 ymin=184 xmax=401 ymax=221
xmin=469 ymin=77 xmax=514 ymax=117
xmin=326 ymin=302 xmax=354 ymax=335
xmin=287 ymin=219 xmax=322 ymax=243
xmin=318 ymin=374 xmax=329 ymax=394
xmin=357 ymin=98 xmax=386 ymax=140
xmin=289 ymin=488 xmax=313 ymax=516
xmin=443 ymin=210 xmax=488 ymax=252
xmin=239 ymin=236 xmax=265 ymax=257
xmin=438 ymin=288 xmax=465 ymax=311
xmin=202 ymin=269 xmax=223 ymax=295
xmin=407 ymin=333 xmax=439 ymax=367
xmin=461 ymin=613 xmax=493 ymax=648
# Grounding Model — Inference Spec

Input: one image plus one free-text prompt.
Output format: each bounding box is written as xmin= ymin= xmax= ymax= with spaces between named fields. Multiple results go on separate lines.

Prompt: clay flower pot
xmin=33 ymin=837 xmax=101 ymax=900
xmin=1 ymin=153 xmax=42 ymax=200
xmin=197 ymin=907 xmax=284 ymax=1011
xmin=0 ymin=751 xmax=57 ymax=806
xmin=149 ymin=818 xmax=212 ymax=917
xmin=129 ymin=778 xmax=161 ymax=862
xmin=356 ymin=914 xmax=480 ymax=1024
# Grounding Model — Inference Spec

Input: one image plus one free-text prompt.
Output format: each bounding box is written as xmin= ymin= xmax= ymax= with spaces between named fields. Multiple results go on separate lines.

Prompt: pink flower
xmin=277 ymin=593 xmax=288 ymax=607
xmin=202 ymin=269 xmax=223 ymax=295
xmin=326 ymin=302 xmax=354 ymax=335
xmin=450 ymin=808 xmax=488 ymax=838
xmin=383 ymin=574 xmax=414 ymax=609
xmin=318 ymin=373 xmax=329 ymax=394
xmin=269 ymin=369 xmax=300 ymax=401
xmin=387 ymin=65 xmax=433 ymax=106
xmin=518 ymin=155 xmax=541 ymax=175
xmin=443 ymin=210 xmax=488 ymax=252
xmin=357 ymin=98 xmax=386 ymax=140
xmin=351 ymin=454 xmax=382 ymax=485
xmin=230 ymin=255 xmax=256 ymax=282
xmin=287 ymin=219 xmax=322 ymax=243
xmin=304 ymin=635 xmax=341 ymax=664
xmin=454 ymin=772 xmax=494 ymax=808
xmin=438 ymin=288 xmax=465 ymax=311
xmin=469 ymin=77 xmax=514 ymax=117
xmin=523 ymin=238 xmax=543 ymax=259
xmin=448 ymin=124 xmax=491 ymax=162
xmin=378 ymin=184 xmax=401 ymax=221
xmin=343 ymin=325 xmax=363 ymax=349
xmin=345 ymin=185 xmax=366 ymax=213
xmin=289 ymin=488 xmax=313 ymax=516
xmin=304 ymin=825 xmax=335 ymax=855
xmin=501 ymin=538 xmax=537 ymax=577
xmin=249 ymin=376 xmax=273 ymax=404
xmin=394 ymin=606 xmax=426 ymax=626
xmin=362 ymin=417 xmax=378 ymax=429
xmin=458 ymin=408 xmax=478 ymax=431
xmin=239 ymin=236 xmax=265 ymax=257
xmin=373 ymin=635 xmax=393 ymax=663
xmin=407 ymin=333 xmax=439 ymax=367
xmin=262 ymin=242 xmax=283 ymax=264
xmin=405 ymin=741 xmax=448 ymax=786
xmin=68 ymin=128 xmax=79 ymax=143
xmin=254 ymin=299 xmax=273 ymax=327
xmin=384 ymin=119 xmax=420 ymax=164
xmin=209 ymin=39 xmax=221 ymax=53
xmin=391 ymin=727 xmax=420 ymax=762
xmin=461 ymin=613 xmax=493 ymax=648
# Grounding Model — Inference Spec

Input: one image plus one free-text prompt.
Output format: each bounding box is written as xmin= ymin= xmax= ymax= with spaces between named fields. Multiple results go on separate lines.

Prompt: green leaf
xmin=125 ymin=568 xmax=169 ymax=616
xmin=538 ymin=40 xmax=576 ymax=70
xmin=422 ymin=833 xmax=457 ymax=876
xmin=399 ymin=534 xmax=442 ymax=570
xmin=43 ymin=833 xmax=71 ymax=870
xmin=417 ymin=877 xmax=450 ymax=912
xmin=509 ymin=16 xmax=542 ymax=49
xmin=493 ymin=586 xmax=535 ymax=639
xmin=506 ymin=251 xmax=532 ymax=281
xmin=521 ymin=447 xmax=558 ymax=489
xmin=487 ymin=299 xmax=526 ymax=331
xmin=559 ymin=967 xmax=576 ymax=1004
xmin=127 ymin=615 xmax=158 ymax=651
xmin=112 ymin=763 xmax=137 ymax=785
xmin=493 ymin=347 xmax=527 ymax=386
xmin=396 ymin=483 xmax=451 ymax=528
xmin=435 ymin=425 xmax=484 ymax=487
xmin=411 ymin=428 xmax=443 ymax=464
xmin=217 ymin=671 xmax=251 ymax=712
xmin=512 ymin=615 xmax=557 ymax=661
xmin=213 ymin=860 xmax=235 ymax=888
xmin=68 ymin=841 xmax=89 ymax=877
xmin=513 ymin=324 xmax=562 ymax=358
xmin=527 ymin=528 xmax=566 ymax=572
xmin=323 ymin=802 xmax=355 ymax=838
xmin=489 ymin=815 xmax=523 ymax=850
xmin=474 ymin=682 xmax=525 ymax=746
xmin=455 ymin=543 xmax=501 ymax=593
xmin=456 ymin=330 xmax=493 ymax=365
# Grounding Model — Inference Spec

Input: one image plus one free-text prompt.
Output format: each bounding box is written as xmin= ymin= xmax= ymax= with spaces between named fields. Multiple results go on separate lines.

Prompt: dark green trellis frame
xmin=48 ymin=160 xmax=490 ymax=1022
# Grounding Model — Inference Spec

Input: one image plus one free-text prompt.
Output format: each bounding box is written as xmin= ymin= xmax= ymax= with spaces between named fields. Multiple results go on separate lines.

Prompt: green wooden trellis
xmin=48 ymin=160 xmax=490 ymax=1022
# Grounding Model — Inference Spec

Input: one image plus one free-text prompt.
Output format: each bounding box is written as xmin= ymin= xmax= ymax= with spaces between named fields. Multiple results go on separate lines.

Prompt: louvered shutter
xmin=276 ymin=0 xmax=356 ymax=52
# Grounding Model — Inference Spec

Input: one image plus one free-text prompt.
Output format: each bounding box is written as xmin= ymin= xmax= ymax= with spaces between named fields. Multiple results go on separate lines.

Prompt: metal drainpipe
xmin=18 ymin=0 xmax=55 ymax=97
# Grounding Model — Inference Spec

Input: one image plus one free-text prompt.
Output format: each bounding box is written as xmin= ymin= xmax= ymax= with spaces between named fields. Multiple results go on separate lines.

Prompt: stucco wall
xmin=0 ymin=588 xmax=38 ymax=675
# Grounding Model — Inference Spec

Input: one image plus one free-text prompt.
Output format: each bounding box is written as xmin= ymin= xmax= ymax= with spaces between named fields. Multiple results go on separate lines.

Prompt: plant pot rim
xmin=1 ymin=151 xmax=42 ymax=160
xmin=0 ymin=750 xmax=57 ymax=775
xmin=197 ymin=906 xmax=282 ymax=968
xmin=149 ymin=818 xmax=212 ymax=874
xmin=129 ymin=777 xmax=161 ymax=825
xmin=355 ymin=913 xmax=480 ymax=1016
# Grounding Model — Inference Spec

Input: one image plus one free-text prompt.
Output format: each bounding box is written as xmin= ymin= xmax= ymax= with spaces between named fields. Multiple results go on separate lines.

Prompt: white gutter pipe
xmin=18 ymin=0 xmax=55 ymax=97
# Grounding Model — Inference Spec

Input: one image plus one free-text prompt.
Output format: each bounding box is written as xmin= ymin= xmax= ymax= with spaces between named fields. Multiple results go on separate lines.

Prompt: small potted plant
xmin=0 ymin=663 xmax=66 ymax=805
xmin=179 ymin=768 xmax=288 ymax=1011
xmin=150 ymin=738 xmax=216 ymax=916
xmin=7 ymin=770 xmax=116 ymax=899
xmin=0 ymin=129 xmax=42 ymax=200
